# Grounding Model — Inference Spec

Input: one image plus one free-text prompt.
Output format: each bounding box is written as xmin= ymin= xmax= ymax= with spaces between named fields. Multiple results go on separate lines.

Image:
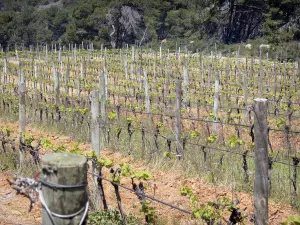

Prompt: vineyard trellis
xmin=0 ymin=44 xmax=300 ymax=224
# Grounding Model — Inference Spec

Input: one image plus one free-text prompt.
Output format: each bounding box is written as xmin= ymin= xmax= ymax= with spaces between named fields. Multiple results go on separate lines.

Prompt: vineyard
xmin=0 ymin=44 xmax=300 ymax=224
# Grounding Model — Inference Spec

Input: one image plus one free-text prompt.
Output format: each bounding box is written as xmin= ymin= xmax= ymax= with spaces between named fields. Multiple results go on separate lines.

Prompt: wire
xmin=87 ymin=171 xmax=192 ymax=215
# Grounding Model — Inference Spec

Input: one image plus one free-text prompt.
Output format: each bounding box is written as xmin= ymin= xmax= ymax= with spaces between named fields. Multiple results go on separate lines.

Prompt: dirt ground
xmin=0 ymin=121 xmax=299 ymax=225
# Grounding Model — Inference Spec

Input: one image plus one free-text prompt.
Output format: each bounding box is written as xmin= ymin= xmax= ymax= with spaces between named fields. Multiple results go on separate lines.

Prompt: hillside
xmin=0 ymin=0 xmax=300 ymax=50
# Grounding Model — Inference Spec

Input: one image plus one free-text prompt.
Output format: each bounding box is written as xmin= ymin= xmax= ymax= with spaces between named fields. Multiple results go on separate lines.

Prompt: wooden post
xmin=90 ymin=90 xmax=105 ymax=210
xmin=183 ymin=58 xmax=189 ymax=109
xmin=53 ymin=67 xmax=60 ymax=121
xmin=45 ymin=44 xmax=48 ymax=60
xmin=175 ymin=79 xmax=183 ymax=158
xmin=259 ymin=48 xmax=263 ymax=97
xmin=91 ymin=89 xmax=100 ymax=198
xmin=99 ymin=70 xmax=107 ymax=144
xmin=34 ymin=62 xmax=38 ymax=89
xmin=65 ymin=59 xmax=70 ymax=95
xmin=274 ymin=60 xmax=277 ymax=103
xmin=18 ymin=61 xmax=24 ymax=84
xmin=58 ymin=45 xmax=61 ymax=63
xmin=243 ymin=71 xmax=248 ymax=121
xmin=74 ymin=44 xmax=77 ymax=61
xmin=19 ymin=81 xmax=26 ymax=134
xmin=91 ymin=90 xmax=100 ymax=155
xmin=254 ymin=98 xmax=269 ymax=225
xmin=138 ymin=66 xmax=142 ymax=92
xmin=143 ymin=69 xmax=150 ymax=122
xmin=53 ymin=66 xmax=59 ymax=97
xmin=124 ymin=54 xmax=128 ymax=79
xmin=99 ymin=70 xmax=106 ymax=121
xmin=132 ymin=46 xmax=135 ymax=61
xmin=200 ymin=55 xmax=204 ymax=88
xmin=212 ymin=71 xmax=219 ymax=134
xmin=104 ymin=48 xmax=108 ymax=98
xmin=208 ymin=64 xmax=212 ymax=92
xmin=2 ymin=58 xmax=6 ymax=85
xmin=19 ymin=82 xmax=26 ymax=165
xmin=40 ymin=153 xmax=88 ymax=225
xmin=77 ymin=65 xmax=81 ymax=98
xmin=159 ymin=42 xmax=162 ymax=59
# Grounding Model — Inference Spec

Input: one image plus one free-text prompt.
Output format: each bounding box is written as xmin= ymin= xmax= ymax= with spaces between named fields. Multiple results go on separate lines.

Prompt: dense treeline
xmin=1 ymin=0 xmax=300 ymax=50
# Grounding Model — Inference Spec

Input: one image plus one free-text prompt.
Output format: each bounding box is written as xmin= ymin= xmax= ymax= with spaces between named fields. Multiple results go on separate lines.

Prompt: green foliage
xmin=133 ymin=171 xmax=152 ymax=180
xmin=21 ymin=133 xmax=35 ymax=146
xmin=69 ymin=142 xmax=82 ymax=154
xmin=276 ymin=117 xmax=286 ymax=128
xmin=120 ymin=163 xmax=134 ymax=177
xmin=108 ymin=111 xmax=117 ymax=121
xmin=41 ymin=138 xmax=53 ymax=149
xmin=126 ymin=116 xmax=134 ymax=123
xmin=120 ymin=164 xmax=152 ymax=181
xmin=282 ymin=215 xmax=300 ymax=225
xmin=1 ymin=127 xmax=12 ymax=137
xmin=263 ymin=0 xmax=300 ymax=44
xmin=156 ymin=121 xmax=164 ymax=128
xmin=40 ymin=138 xmax=66 ymax=152
xmin=189 ymin=130 xmax=200 ymax=139
xmin=75 ymin=107 xmax=88 ymax=115
xmin=181 ymin=185 xmax=245 ymax=224
xmin=1 ymin=0 xmax=300 ymax=53
xmin=207 ymin=133 xmax=217 ymax=143
xmin=140 ymin=202 xmax=157 ymax=224
xmin=192 ymin=204 xmax=220 ymax=223
xmin=209 ymin=112 xmax=220 ymax=121
xmin=85 ymin=150 xmax=97 ymax=159
xmin=97 ymin=157 xmax=113 ymax=168
xmin=88 ymin=209 xmax=141 ymax=225
xmin=227 ymin=135 xmax=245 ymax=148
xmin=163 ymin=151 xmax=173 ymax=159
xmin=52 ymin=144 xmax=67 ymax=152
xmin=180 ymin=186 xmax=197 ymax=205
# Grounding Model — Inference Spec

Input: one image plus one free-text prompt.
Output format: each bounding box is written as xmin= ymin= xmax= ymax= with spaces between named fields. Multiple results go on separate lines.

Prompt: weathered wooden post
xmin=19 ymin=82 xmax=26 ymax=165
xmin=208 ymin=64 xmax=212 ymax=93
xmin=45 ymin=44 xmax=48 ymax=61
xmin=104 ymin=48 xmax=108 ymax=98
xmin=91 ymin=90 xmax=106 ymax=210
xmin=99 ymin=70 xmax=107 ymax=144
xmin=183 ymin=58 xmax=189 ymax=109
xmin=200 ymin=55 xmax=204 ymax=88
xmin=2 ymin=58 xmax=6 ymax=85
xmin=34 ymin=62 xmax=38 ymax=89
xmin=65 ymin=58 xmax=70 ymax=96
xmin=212 ymin=71 xmax=220 ymax=134
xmin=132 ymin=46 xmax=135 ymax=61
xmin=259 ymin=47 xmax=263 ymax=97
xmin=91 ymin=90 xmax=100 ymax=155
xmin=273 ymin=60 xmax=277 ymax=103
xmin=124 ymin=54 xmax=128 ymax=79
xmin=243 ymin=71 xmax=248 ymax=121
xmin=40 ymin=152 xmax=88 ymax=225
xmin=254 ymin=98 xmax=269 ymax=225
xmin=53 ymin=65 xmax=60 ymax=121
xmin=77 ymin=65 xmax=81 ymax=98
xmin=175 ymin=79 xmax=183 ymax=158
xmin=159 ymin=42 xmax=162 ymax=59
xmin=143 ymin=69 xmax=150 ymax=123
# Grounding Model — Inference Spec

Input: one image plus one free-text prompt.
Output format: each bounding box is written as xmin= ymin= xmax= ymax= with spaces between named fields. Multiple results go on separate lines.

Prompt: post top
xmin=41 ymin=152 xmax=87 ymax=168
xmin=254 ymin=98 xmax=268 ymax=102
